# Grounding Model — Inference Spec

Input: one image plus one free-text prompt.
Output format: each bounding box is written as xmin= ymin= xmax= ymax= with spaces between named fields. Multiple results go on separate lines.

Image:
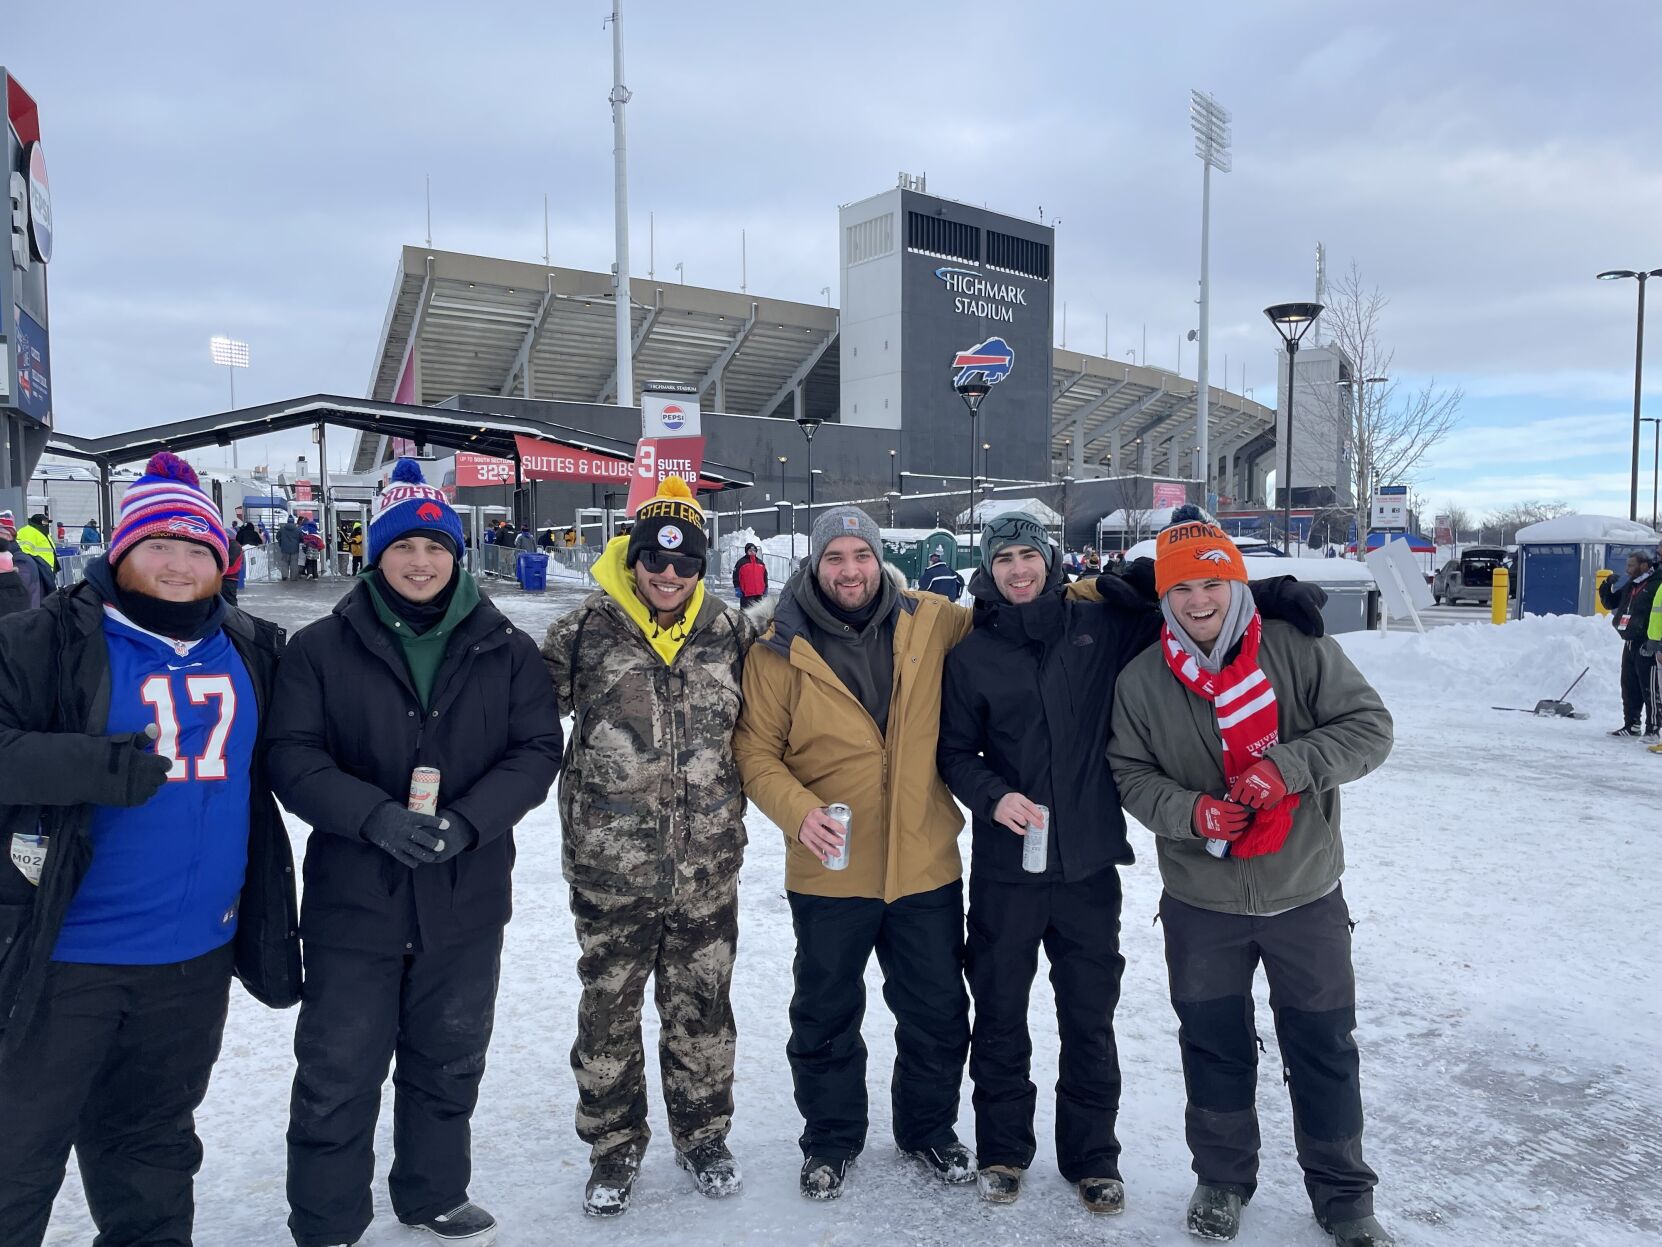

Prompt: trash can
xmin=516 ymin=552 xmax=549 ymax=592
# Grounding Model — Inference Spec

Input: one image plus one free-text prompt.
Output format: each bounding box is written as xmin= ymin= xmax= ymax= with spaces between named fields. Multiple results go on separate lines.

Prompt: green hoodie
xmin=363 ymin=569 xmax=481 ymax=709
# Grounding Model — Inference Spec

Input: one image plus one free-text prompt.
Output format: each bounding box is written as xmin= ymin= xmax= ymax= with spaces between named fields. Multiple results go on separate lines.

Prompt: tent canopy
xmin=1348 ymin=531 xmax=1435 ymax=553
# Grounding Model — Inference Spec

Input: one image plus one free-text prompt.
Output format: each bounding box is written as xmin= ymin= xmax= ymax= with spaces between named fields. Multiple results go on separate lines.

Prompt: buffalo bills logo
xmin=952 ymin=337 xmax=1015 ymax=387
xmin=416 ymin=502 xmax=445 ymax=523
xmin=165 ymin=516 xmax=212 ymax=536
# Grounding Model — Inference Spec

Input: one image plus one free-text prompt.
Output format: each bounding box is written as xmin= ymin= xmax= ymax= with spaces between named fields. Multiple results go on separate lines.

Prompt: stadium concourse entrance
xmin=43 ymin=393 xmax=755 ymax=556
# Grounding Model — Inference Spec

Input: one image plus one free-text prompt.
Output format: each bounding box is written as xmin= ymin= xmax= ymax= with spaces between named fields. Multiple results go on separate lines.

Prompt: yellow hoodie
xmin=591 ymin=534 xmax=706 ymax=666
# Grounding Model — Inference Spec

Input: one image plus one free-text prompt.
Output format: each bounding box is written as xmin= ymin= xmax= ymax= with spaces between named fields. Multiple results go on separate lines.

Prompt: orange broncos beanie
xmin=1154 ymin=520 xmax=1250 ymax=597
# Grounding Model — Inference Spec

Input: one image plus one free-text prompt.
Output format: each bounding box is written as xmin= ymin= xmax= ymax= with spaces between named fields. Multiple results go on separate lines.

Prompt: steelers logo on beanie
xmin=627 ymin=475 xmax=708 ymax=570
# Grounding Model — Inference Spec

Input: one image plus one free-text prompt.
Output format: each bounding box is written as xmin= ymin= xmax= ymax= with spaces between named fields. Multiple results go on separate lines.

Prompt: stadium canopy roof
xmin=45 ymin=393 xmax=754 ymax=488
xmin=361 ymin=246 xmax=1276 ymax=479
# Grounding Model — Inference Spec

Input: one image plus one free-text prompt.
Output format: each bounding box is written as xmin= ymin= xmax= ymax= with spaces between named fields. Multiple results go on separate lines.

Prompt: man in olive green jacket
xmin=1108 ymin=519 xmax=1395 ymax=1247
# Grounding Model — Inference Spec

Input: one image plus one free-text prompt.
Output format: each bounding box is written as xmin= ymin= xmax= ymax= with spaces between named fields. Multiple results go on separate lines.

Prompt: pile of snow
xmin=955 ymin=497 xmax=1063 ymax=527
xmin=1515 ymin=514 xmax=1659 ymax=544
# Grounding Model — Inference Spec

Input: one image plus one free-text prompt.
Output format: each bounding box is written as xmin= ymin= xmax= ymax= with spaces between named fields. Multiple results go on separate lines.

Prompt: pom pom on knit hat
xmin=109 ymin=452 xmax=230 ymax=569
xmin=1165 ymin=502 xmax=1212 ymax=528
xmin=627 ymin=475 xmax=708 ymax=569
xmin=368 ymin=457 xmax=465 ymax=565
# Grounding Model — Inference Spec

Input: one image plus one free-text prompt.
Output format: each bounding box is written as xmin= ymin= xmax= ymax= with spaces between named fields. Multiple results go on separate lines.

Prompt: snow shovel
xmin=1491 ymin=667 xmax=1590 ymax=719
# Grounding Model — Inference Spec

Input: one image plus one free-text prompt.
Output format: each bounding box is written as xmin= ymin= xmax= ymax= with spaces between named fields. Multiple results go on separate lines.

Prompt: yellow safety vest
xmin=15 ymin=524 xmax=56 ymax=569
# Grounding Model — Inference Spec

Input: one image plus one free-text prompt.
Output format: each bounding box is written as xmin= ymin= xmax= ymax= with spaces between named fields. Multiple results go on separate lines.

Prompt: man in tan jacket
xmin=734 ymin=506 xmax=975 ymax=1200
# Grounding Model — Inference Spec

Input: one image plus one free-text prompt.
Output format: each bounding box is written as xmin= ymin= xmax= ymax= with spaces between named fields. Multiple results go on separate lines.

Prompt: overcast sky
xmin=13 ymin=1 xmax=1662 ymax=518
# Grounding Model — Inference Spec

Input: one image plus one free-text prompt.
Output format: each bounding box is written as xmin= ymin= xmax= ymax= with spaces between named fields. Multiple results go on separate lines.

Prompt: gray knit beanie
xmin=982 ymin=510 xmax=1055 ymax=572
xmin=810 ymin=505 xmax=882 ymax=568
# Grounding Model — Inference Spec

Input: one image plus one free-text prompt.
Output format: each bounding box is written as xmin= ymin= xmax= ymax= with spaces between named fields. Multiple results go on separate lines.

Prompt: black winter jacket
xmin=1599 ymin=570 xmax=1660 ymax=643
xmin=266 ymin=579 xmax=562 ymax=954
xmin=938 ymin=564 xmax=1160 ymax=884
xmin=0 ymin=579 xmax=301 ymax=1059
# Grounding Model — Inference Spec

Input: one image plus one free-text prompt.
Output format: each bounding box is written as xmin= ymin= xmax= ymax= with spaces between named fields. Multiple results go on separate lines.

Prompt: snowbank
xmin=1514 ymin=514 xmax=1659 ymax=544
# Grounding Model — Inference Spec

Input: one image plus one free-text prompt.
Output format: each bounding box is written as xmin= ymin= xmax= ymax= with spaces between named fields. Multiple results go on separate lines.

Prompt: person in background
xmin=1083 ymin=549 xmax=1102 ymax=575
xmin=234 ymin=513 xmax=264 ymax=549
xmin=221 ymin=540 xmax=246 ymax=605
xmin=349 ymin=523 xmax=365 ymax=574
xmin=541 ymin=476 xmax=752 ymax=1217
xmin=16 ymin=513 xmax=57 ymax=579
xmin=1599 ymin=551 xmax=1660 ymax=740
xmin=732 ymin=541 xmax=769 ymax=609
xmin=538 ymin=528 xmax=557 ymax=552
xmin=513 ymin=525 xmax=537 ymax=553
xmin=268 ymin=459 xmax=562 ymax=1247
xmin=1108 ymin=519 xmax=1395 ymax=1247
xmin=917 ymin=547 xmax=965 ymax=600
xmin=0 ymin=453 xmax=301 ymax=1247
xmin=276 ymin=516 xmax=302 ymax=581
xmin=0 ymin=511 xmax=51 ymax=616
xmin=79 ymin=519 xmax=101 ymax=549
xmin=564 ymin=527 xmax=580 ymax=548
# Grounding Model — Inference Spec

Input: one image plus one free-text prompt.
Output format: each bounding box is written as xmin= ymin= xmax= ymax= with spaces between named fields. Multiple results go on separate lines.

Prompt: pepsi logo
xmin=659 ymin=525 xmax=684 ymax=549
xmin=661 ymin=404 xmax=687 ymax=431
xmin=416 ymin=502 xmax=445 ymax=523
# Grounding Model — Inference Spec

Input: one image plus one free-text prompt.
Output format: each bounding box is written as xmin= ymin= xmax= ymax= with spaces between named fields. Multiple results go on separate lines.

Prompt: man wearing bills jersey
xmin=0 ymin=452 xmax=301 ymax=1247
xmin=1108 ymin=519 xmax=1395 ymax=1247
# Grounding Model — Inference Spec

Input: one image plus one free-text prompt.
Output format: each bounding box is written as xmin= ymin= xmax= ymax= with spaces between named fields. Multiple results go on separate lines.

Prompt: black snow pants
xmin=785 ymin=880 xmax=970 ymax=1162
xmin=0 ymin=943 xmax=234 ymax=1247
xmin=1160 ymin=886 xmax=1377 ymax=1225
xmin=965 ymin=866 xmax=1124 ymax=1181
xmin=1620 ymin=639 xmax=1658 ymax=732
xmin=285 ymin=932 xmax=504 ymax=1247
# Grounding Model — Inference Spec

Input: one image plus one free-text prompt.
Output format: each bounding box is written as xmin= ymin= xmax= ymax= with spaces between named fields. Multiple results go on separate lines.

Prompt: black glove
xmin=106 ymin=727 xmax=173 ymax=808
xmin=1249 ymin=575 xmax=1328 ymax=638
xmin=1095 ymin=557 xmax=1158 ymax=608
xmin=1642 ymin=639 xmax=1661 ymax=658
xmin=430 ymin=808 xmax=479 ymax=864
xmin=360 ymin=802 xmax=448 ymax=868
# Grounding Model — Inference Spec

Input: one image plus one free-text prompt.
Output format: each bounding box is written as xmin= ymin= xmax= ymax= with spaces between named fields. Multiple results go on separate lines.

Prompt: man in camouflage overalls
xmin=541 ymin=477 xmax=755 ymax=1217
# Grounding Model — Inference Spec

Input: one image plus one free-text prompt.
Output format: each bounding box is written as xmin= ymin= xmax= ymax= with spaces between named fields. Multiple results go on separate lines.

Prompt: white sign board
xmin=1370 ymin=486 xmax=1408 ymax=531
xmin=641 ymin=390 xmax=701 ymax=439
xmin=1364 ymin=537 xmax=1435 ymax=632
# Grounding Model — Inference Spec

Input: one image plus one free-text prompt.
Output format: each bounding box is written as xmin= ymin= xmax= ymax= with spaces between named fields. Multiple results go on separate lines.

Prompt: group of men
xmin=0 ymin=457 xmax=1397 ymax=1247
xmin=1599 ymin=543 xmax=1662 ymax=751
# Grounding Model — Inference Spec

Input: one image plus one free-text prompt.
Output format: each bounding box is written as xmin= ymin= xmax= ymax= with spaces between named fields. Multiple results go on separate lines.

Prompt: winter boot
xmin=1322 ymin=1214 xmax=1396 ymax=1246
xmin=675 ymin=1139 xmax=744 ymax=1198
xmin=976 ymin=1165 xmax=1022 ymax=1204
xmin=1649 ymin=740 xmax=1662 ymax=755
xmin=800 ymin=1155 xmax=852 ymax=1201
xmin=583 ymin=1156 xmax=640 ymax=1218
xmin=904 ymin=1139 xmax=976 ymax=1184
xmin=1186 ymin=1183 xmax=1243 ymax=1241
xmin=1078 ymin=1176 xmax=1125 ymax=1215
xmin=402 ymin=1201 xmax=497 ymax=1244
xmin=1610 ymin=724 xmax=1643 ymax=737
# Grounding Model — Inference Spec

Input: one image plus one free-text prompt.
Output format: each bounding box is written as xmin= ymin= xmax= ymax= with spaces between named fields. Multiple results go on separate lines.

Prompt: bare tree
xmin=1439 ymin=500 xmax=1474 ymax=543
xmin=1310 ymin=263 xmax=1463 ymax=551
xmin=1483 ymin=499 xmax=1573 ymax=545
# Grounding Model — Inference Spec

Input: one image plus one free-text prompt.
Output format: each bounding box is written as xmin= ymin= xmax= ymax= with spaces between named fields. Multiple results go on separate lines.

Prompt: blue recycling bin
xmin=516 ymin=552 xmax=549 ymax=592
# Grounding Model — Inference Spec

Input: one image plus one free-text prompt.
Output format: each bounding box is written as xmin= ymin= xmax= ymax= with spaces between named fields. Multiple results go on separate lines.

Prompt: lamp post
xmin=1644 ymin=416 xmax=1661 ymax=529
xmin=889 ymin=447 xmax=898 ymax=493
xmin=796 ymin=416 xmax=823 ymax=520
xmin=1597 ymin=268 xmax=1662 ymax=521
xmin=1191 ymin=90 xmax=1232 ymax=500
xmin=1264 ymin=302 xmax=1324 ymax=551
xmin=776 ymin=455 xmax=788 ymax=536
xmin=955 ymin=377 xmax=992 ymax=535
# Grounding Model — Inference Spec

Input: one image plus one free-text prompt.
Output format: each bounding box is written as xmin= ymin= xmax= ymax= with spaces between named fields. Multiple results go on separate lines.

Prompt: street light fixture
xmin=209 ymin=336 xmax=250 ymax=468
xmin=955 ymin=376 xmax=992 ymax=533
xmin=889 ymin=447 xmax=898 ymax=493
xmin=1597 ymin=268 xmax=1662 ymax=521
xmin=796 ymin=416 xmax=823 ymax=516
xmin=1264 ymin=301 xmax=1324 ymax=550
xmin=1644 ymin=416 xmax=1661 ymax=529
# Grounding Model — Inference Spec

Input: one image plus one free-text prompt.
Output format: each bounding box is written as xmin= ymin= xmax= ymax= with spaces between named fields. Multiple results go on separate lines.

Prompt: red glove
xmin=1228 ymin=759 xmax=1287 ymax=810
xmin=1193 ymin=796 xmax=1252 ymax=842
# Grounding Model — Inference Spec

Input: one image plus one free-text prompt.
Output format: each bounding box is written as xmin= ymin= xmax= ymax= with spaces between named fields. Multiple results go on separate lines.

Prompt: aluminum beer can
xmin=1021 ymin=805 xmax=1050 ymax=874
xmin=408 ymin=767 xmax=441 ymax=816
xmin=825 ymin=803 xmax=852 ymax=872
xmin=1206 ymin=836 xmax=1231 ymax=859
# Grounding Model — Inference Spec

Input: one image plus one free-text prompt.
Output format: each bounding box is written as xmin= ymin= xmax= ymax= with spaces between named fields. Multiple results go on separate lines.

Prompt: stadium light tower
xmin=1597 ymin=268 xmax=1662 ymax=521
xmin=209 ymin=336 xmax=249 ymax=468
xmin=1191 ymin=90 xmax=1231 ymax=501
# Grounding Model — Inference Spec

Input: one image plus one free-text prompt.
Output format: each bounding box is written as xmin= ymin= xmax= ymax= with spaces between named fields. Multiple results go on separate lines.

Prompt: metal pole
xmin=1630 ymin=275 xmax=1648 ymax=522
xmin=1283 ymin=341 xmax=1297 ymax=550
xmin=609 ymin=3 xmax=634 ymax=410
xmin=1652 ymin=418 xmax=1659 ymax=529
xmin=228 ymin=367 xmax=238 ymax=468
xmin=805 ymin=436 xmax=815 ymax=514
xmin=1196 ymin=157 xmax=1211 ymax=497
xmin=317 ymin=424 xmax=332 ymax=578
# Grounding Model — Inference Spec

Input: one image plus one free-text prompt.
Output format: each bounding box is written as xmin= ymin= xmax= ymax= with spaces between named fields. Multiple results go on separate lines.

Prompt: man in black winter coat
xmin=1597 ymin=551 xmax=1661 ymax=738
xmin=0 ymin=454 xmax=301 ymax=1247
xmin=937 ymin=508 xmax=1329 ymax=1214
xmin=267 ymin=460 xmax=563 ymax=1247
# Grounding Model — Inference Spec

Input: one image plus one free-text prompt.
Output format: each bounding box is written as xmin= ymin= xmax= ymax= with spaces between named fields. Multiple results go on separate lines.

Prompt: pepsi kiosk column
xmin=1 ymin=68 xmax=53 ymax=517
xmin=839 ymin=179 xmax=1053 ymax=485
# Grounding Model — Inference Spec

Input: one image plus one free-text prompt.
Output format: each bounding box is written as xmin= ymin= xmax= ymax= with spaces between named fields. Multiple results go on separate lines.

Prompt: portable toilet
xmin=880 ymin=529 xmax=958 ymax=586
xmin=1515 ymin=514 xmax=1659 ymax=616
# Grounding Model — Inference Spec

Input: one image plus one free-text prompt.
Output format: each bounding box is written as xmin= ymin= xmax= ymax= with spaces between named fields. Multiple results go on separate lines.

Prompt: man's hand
xmin=361 ymin=802 xmax=449 ymax=868
xmin=1227 ymin=759 xmax=1288 ymax=810
xmin=1193 ymin=795 xmax=1252 ymax=842
xmin=798 ymin=807 xmax=847 ymax=864
xmin=1249 ymin=576 xmax=1328 ymax=637
xmin=431 ymin=808 xmax=479 ymax=863
xmin=992 ymin=792 xmax=1046 ymax=836
xmin=110 ymin=724 xmax=171 ymax=807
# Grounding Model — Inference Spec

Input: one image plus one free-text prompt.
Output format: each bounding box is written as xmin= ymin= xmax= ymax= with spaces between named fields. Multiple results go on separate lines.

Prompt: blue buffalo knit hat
xmin=368 ymin=459 xmax=465 ymax=565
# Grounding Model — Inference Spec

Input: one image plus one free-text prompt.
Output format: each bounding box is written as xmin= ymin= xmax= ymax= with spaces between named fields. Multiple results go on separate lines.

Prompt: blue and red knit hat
xmin=368 ymin=459 xmax=464 ymax=565
xmin=109 ymin=453 xmax=229 ymax=569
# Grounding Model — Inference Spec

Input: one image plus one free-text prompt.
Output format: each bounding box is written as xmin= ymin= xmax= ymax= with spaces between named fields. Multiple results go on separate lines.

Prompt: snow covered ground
xmin=43 ymin=583 xmax=1662 ymax=1246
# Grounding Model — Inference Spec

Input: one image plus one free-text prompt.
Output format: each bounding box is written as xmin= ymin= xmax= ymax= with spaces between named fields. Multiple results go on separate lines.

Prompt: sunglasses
xmin=638 ymin=549 xmax=704 ymax=577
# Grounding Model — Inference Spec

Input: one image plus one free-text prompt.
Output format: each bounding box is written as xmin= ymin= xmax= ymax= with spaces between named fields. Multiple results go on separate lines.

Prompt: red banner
xmin=293 ymin=479 xmax=313 ymax=501
xmin=455 ymin=451 xmax=515 ymax=488
xmin=625 ymin=437 xmax=708 ymax=515
xmin=514 ymin=435 xmax=636 ymax=485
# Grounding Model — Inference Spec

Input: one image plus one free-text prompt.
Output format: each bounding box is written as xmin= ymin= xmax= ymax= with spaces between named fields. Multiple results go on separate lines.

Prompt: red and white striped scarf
xmin=1160 ymin=612 xmax=1299 ymax=857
